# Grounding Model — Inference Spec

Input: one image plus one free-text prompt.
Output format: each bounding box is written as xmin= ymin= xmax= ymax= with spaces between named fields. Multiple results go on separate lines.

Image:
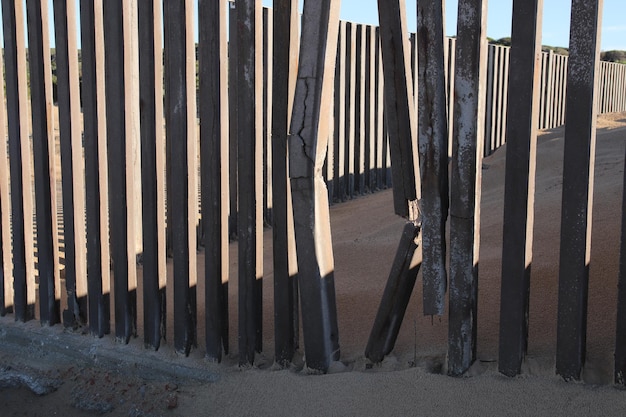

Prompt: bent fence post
xmin=289 ymin=0 xmax=341 ymax=373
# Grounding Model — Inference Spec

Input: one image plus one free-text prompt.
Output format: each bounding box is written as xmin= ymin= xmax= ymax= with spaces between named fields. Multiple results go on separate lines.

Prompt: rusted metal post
xmin=53 ymin=0 xmax=88 ymax=328
xmin=289 ymin=0 xmax=341 ymax=373
xmin=0 ymin=45 xmax=10 ymax=317
xmin=365 ymin=0 xmax=420 ymax=364
xmin=417 ymin=0 xmax=449 ymax=316
xmin=237 ymin=0 xmax=264 ymax=366
xmin=366 ymin=223 xmax=421 ymax=363
xmin=228 ymin=3 xmax=239 ymax=241
xmin=498 ymin=0 xmax=543 ymax=377
xmin=138 ymin=0 xmax=167 ymax=350
xmin=616 ymin=140 xmax=626 ymax=385
xmin=447 ymin=0 xmax=488 ymax=376
xmin=199 ymin=0 xmax=230 ymax=361
xmin=103 ymin=0 xmax=139 ymax=343
xmin=80 ymin=0 xmax=110 ymax=337
xmin=377 ymin=0 xmax=420 ymax=218
xmin=2 ymin=0 xmax=36 ymax=322
xmin=164 ymin=0 xmax=198 ymax=355
xmin=556 ymin=0 xmax=603 ymax=382
xmin=272 ymin=0 xmax=300 ymax=366
xmin=26 ymin=0 xmax=61 ymax=326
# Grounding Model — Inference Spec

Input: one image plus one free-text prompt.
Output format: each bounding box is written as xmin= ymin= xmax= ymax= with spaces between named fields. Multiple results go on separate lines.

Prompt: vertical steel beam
xmin=164 ymin=0 xmax=198 ymax=355
xmin=616 ymin=130 xmax=626 ymax=385
xmin=272 ymin=0 xmax=300 ymax=366
xmin=289 ymin=0 xmax=341 ymax=373
xmin=228 ymin=3 xmax=239 ymax=240
xmin=366 ymin=25 xmax=376 ymax=192
xmin=417 ymin=0 xmax=449 ymax=316
xmin=138 ymin=0 xmax=167 ymax=350
xmin=2 ymin=0 xmax=36 ymax=322
xmin=80 ymin=0 xmax=110 ymax=337
xmin=333 ymin=21 xmax=346 ymax=203
xmin=448 ymin=0 xmax=488 ymax=376
xmin=53 ymin=0 xmax=88 ymax=328
xmin=0 ymin=36 xmax=10 ymax=316
xmin=498 ymin=0 xmax=543 ymax=377
xmin=556 ymin=0 xmax=603 ymax=382
xmin=199 ymin=0 xmax=230 ymax=361
xmin=345 ymin=22 xmax=356 ymax=200
xmin=263 ymin=8 xmax=273 ymax=225
xmin=377 ymin=0 xmax=420 ymax=218
xmin=26 ymin=0 xmax=60 ymax=325
xmin=355 ymin=24 xmax=366 ymax=195
xmin=103 ymin=0 xmax=139 ymax=343
xmin=237 ymin=0 xmax=264 ymax=366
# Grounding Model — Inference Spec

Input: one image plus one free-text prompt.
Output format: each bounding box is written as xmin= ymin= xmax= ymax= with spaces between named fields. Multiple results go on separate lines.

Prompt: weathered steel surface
xmin=199 ymin=0 xmax=230 ymax=361
xmin=80 ymin=0 xmax=110 ymax=337
xmin=377 ymin=0 xmax=419 ymax=218
xmin=366 ymin=223 xmax=421 ymax=363
xmin=272 ymin=0 xmax=300 ymax=366
xmin=0 ymin=46 xmax=9 ymax=316
xmin=498 ymin=0 xmax=543 ymax=377
xmin=556 ymin=0 xmax=603 ymax=382
xmin=164 ymin=0 xmax=198 ymax=355
xmin=138 ymin=0 xmax=167 ymax=350
xmin=228 ymin=5 xmax=239 ymax=240
xmin=345 ymin=22 xmax=356 ymax=200
xmin=333 ymin=21 xmax=347 ymax=203
xmin=289 ymin=0 xmax=341 ymax=373
xmin=365 ymin=25 xmax=376 ymax=192
xmin=103 ymin=0 xmax=138 ymax=343
xmin=417 ymin=0 xmax=449 ymax=317
xmin=237 ymin=0 xmax=264 ymax=366
xmin=27 ymin=0 xmax=60 ymax=326
xmin=2 ymin=0 xmax=36 ymax=322
xmin=617 ymin=140 xmax=626 ymax=385
xmin=355 ymin=24 xmax=366 ymax=195
xmin=53 ymin=0 xmax=88 ymax=328
xmin=447 ymin=0 xmax=488 ymax=377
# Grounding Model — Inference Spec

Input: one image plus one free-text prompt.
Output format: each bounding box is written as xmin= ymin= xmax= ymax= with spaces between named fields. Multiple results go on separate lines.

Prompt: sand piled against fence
xmin=3 ymin=113 xmax=625 ymax=416
xmin=193 ymin=112 xmax=626 ymax=416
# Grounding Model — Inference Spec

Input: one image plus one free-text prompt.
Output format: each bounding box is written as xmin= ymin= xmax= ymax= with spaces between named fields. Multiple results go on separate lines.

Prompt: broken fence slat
xmin=377 ymin=0 xmax=419 ymax=218
xmin=365 ymin=223 xmax=421 ymax=363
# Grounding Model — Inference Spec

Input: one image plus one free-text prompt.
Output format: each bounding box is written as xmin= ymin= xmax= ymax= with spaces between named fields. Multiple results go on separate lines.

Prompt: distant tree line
xmin=489 ymin=37 xmax=626 ymax=64
xmin=10 ymin=41 xmax=626 ymax=104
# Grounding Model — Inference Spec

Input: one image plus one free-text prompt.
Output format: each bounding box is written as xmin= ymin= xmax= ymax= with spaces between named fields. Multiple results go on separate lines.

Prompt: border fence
xmin=0 ymin=0 xmax=625 ymax=380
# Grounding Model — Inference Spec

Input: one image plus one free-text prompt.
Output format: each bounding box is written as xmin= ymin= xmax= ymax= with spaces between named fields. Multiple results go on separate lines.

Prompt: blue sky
xmin=262 ymin=0 xmax=624 ymax=51
xmin=3 ymin=1 xmax=624 ymax=52
xmin=331 ymin=0 xmax=625 ymax=51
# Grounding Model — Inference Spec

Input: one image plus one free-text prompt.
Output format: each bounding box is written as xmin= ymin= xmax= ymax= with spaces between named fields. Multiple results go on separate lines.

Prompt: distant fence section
xmin=0 ymin=0 xmax=625 ymax=376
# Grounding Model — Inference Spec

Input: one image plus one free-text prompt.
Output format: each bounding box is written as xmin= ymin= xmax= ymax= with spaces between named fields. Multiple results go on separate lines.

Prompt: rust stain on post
xmin=417 ymin=0 xmax=449 ymax=316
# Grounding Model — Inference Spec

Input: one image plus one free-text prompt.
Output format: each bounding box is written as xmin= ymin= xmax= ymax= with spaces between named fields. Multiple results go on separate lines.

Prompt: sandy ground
xmin=1 ymin=112 xmax=626 ymax=416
